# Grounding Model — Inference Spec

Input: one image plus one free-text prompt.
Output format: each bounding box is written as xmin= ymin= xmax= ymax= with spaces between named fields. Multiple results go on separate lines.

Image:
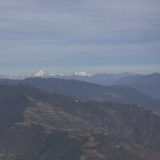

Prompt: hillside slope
xmin=0 ymin=84 xmax=160 ymax=160
xmin=116 ymin=73 xmax=160 ymax=100
xmin=0 ymin=78 xmax=160 ymax=112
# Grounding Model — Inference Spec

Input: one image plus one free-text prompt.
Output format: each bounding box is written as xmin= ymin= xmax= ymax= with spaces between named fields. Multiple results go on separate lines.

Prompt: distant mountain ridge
xmin=116 ymin=73 xmax=160 ymax=100
xmin=0 ymin=77 xmax=160 ymax=112
xmin=0 ymin=70 xmax=64 ymax=79
xmin=66 ymin=72 xmax=160 ymax=100
xmin=1 ymin=71 xmax=160 ymax=100
xmin=0 ymin=70 xmax=139 ymax=80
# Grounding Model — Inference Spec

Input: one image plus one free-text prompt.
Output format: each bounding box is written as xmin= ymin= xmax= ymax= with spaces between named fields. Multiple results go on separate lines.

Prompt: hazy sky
xmin=0 ymin=0 xmax=160 ymax=74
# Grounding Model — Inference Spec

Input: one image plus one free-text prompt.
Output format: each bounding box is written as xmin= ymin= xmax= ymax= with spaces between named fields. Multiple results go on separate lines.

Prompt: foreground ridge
xmin=0 ymin=84 xmax=160 ymax=160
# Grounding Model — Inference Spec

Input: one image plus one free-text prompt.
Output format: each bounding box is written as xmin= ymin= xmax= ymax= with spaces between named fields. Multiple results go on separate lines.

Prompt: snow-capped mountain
xmin=34 ymin=70 xmax=45 ymax=77
xmin=34 ymin=70 xmax=64 ymax=77
xmin=0 ymin=73 xmax=30 ymax=80
xmin=74 ymin=72 xmax=92 ymax=77
xmin=0 ymin=70 xmax=152 ymax=85
xmin=0 ymin=70 xmax=64 ymax=79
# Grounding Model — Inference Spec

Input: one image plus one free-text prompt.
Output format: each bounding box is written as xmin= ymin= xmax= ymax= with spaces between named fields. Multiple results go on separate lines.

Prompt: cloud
xmin=0 ymin=0 xmax=159 ymax=73
xmin=1 ymin=0 xmax=159 ymax=36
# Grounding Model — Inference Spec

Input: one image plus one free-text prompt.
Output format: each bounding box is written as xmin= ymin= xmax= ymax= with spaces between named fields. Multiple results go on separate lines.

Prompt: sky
xmin=0 ymin=0 xmax=160 ymax=75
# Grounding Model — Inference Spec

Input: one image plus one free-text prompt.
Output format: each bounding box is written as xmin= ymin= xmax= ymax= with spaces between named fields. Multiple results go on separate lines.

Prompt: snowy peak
xmin=0 ymin=73 xmax=29 ymax=80
xmin=48 ymin=72 xmax=64 ymax=77
xmin=74 ymin=72 xmax=92 ymax=77
xmin=34 ymin=70 xmax=64 ymax=77
xmin=34 ymin=70 xmax=45 ymax=77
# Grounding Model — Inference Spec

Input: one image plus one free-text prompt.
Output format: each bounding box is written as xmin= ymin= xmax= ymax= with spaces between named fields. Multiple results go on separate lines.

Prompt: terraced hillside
xmin=0 ymin=84 xmax=160 ymax=160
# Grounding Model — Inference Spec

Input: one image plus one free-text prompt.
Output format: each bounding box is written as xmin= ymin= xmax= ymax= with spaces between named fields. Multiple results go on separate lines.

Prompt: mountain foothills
xmin=0 ymin=84 xmax=160 ymax=160
xmin=1 ymin=71 xmax=160 ymax=100
xmin=62 ymin=72 xmax=160 ymax=100
xmin=116 ymin=73 xmax=160 ymax=100
xmin=0 ymin=78 xmax=160 ymax=112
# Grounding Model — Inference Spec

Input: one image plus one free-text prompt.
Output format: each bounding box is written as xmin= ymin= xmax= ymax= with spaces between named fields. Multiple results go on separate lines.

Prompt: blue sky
xmin=0 ymin=0 xmax=160 ymax=74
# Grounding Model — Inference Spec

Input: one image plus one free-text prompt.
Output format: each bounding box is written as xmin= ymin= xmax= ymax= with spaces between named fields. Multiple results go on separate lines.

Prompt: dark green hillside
xmin=0 ymin=84 xmax=160 ymax=159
